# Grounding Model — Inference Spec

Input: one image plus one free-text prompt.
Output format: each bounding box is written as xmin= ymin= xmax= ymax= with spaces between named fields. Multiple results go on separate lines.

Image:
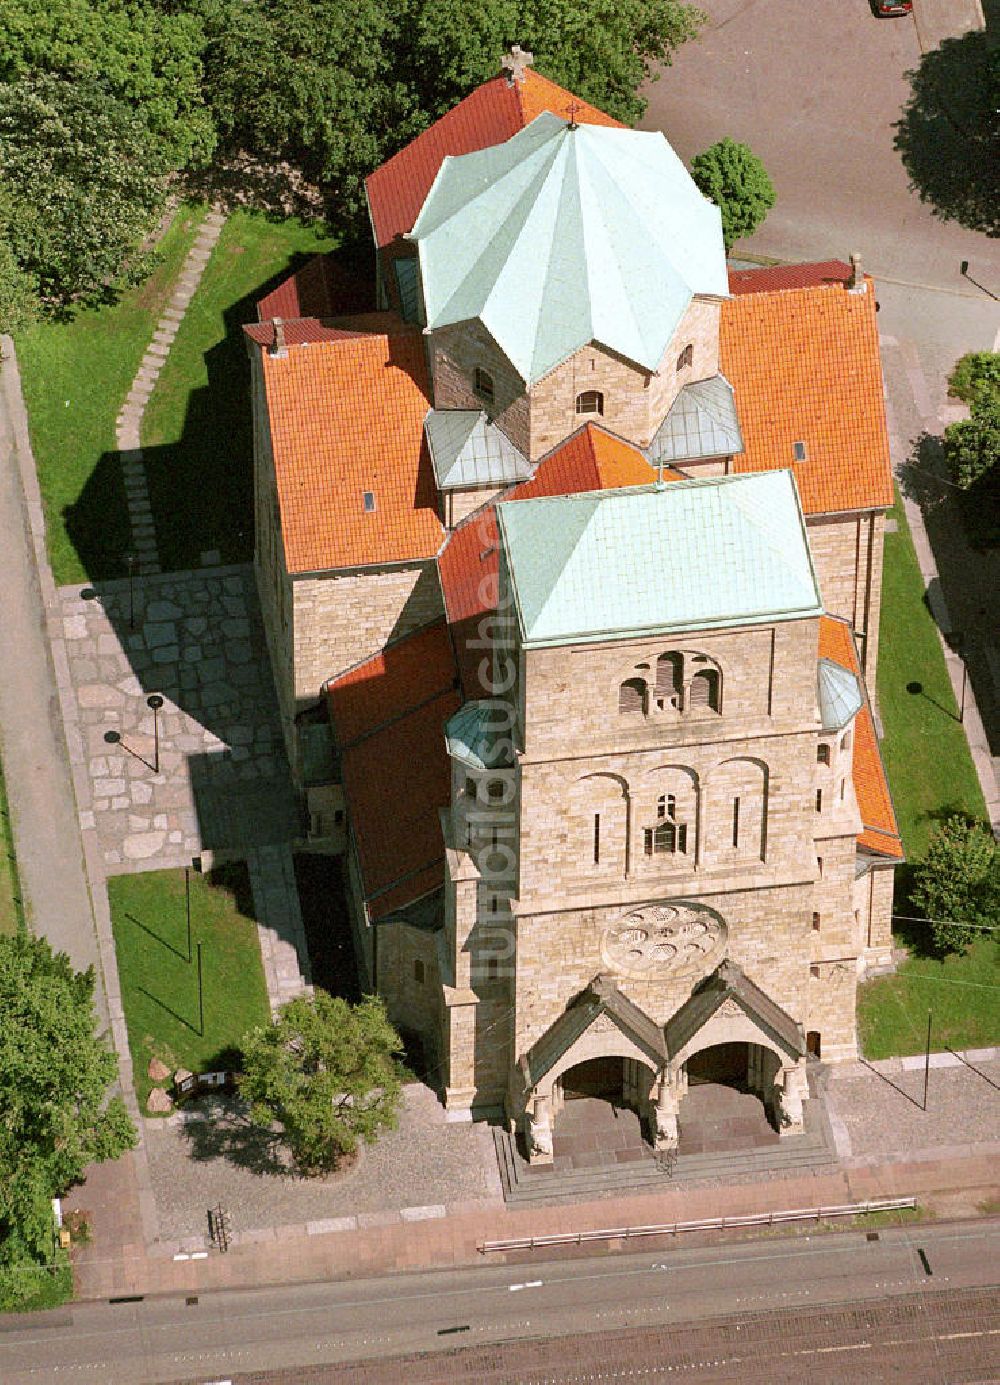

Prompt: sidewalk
xmin=0 ymin=342 xmax=106 ymax=1016
xmin=912 ymin=0 xmax=985 ymax=52
xmin=69 ymin=1141 xmax=998 ymax=1300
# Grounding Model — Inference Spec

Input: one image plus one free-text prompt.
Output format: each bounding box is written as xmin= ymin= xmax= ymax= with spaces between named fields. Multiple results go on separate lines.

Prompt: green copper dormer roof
xmin=409 ymin=112 xmax=728 ymax=386
xmin=496 ymin=471 xmax=823 ymax=647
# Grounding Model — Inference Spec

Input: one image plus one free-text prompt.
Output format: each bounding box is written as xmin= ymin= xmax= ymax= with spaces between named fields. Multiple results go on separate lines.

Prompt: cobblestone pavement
xmin=826 ymin=1057 xmax=1000 ymax=1158
xmin=144 ymin=1083 xmax=502 ymax=1245
xmin=58 ymin=564 xmax=299 ymax=870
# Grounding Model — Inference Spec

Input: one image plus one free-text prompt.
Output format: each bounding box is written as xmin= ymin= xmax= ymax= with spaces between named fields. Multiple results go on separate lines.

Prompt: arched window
xmin=817 ymin=743 xmax=830 ymax=765
xmin=645 ymin=795 xmax=687 ymax=855
xmin=576 ymin=389 xmax=604 ymax=415
xmin=676 ymin=343 xmax=693 ymax=372
xmin=474 ymin=367 xmax=494 ymax=404
xmin=619 ymin=677 xmax=646 ymax=714
xmin=688 ymin=668 xmax=720 ymax=711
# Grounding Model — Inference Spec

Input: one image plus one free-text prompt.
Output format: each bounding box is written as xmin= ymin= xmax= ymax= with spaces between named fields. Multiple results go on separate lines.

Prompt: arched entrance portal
xmin=549 ymin=1056 xmax=656 ymax=1165
xmin=677 ymin=1042 xmax=781 ymax=1154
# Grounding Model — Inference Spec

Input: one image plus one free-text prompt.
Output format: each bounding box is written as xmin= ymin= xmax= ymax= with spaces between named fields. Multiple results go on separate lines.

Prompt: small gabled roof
xmin=497 ymin=471 xmax=822 ymax=648
xmin=647 ymin=374 xmax=744 ymax=467
xmin=520 ymin=975 xmax=666 ymax=1088
xmin=425 ymin=410 xmax=531 ymax=491
xmin=411 ymin=113 xmax=728 ymax=386
xmin=664 ymin=961 xmax=805 ymax=1061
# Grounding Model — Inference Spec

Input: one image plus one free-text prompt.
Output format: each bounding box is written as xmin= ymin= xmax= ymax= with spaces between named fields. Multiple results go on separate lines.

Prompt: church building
xmin=245 ymin=50 xmax=902 ymax=1159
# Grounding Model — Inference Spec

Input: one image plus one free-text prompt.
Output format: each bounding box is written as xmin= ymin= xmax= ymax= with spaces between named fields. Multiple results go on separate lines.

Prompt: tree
xmin=241 ymin=992 xmax=403 ymax=1173
xmin=403 ymin=0 xmax=706 ymax=127
xmin=0 ymin=76 xmax=167 ymax=312
xmin=0 ymin=234 xmax=37 ymax=336
xmin=944 ymin=388 xmax=1000 ymax=491
xmin=948 ymin=351 xmax=1000 ymax=405
xmin=0 ymin=933 xmax=135 ymax=1309
xmin=911 ymin=816 xmax=1000 ymax=954
xmin=690 ymin=136 xmax=775 ymax=253
xmin=0 ymin=0 xmax=214 ymax=170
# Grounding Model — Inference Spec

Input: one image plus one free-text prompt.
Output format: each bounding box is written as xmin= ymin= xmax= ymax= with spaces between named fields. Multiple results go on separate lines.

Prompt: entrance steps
xmin=493 ymin=1103 xmax=838 ymax=1207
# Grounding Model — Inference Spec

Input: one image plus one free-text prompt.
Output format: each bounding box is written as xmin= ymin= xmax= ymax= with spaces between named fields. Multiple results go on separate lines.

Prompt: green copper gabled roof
xmin=496 ymin=471 xmax=822 ymax=647
xmin=647 ymin=374 xmax=744 ymax=466
xmin=425 ymin=409 xmax=531 ymax=490
xmin=410 ymin=112 xmax=728 ymax=386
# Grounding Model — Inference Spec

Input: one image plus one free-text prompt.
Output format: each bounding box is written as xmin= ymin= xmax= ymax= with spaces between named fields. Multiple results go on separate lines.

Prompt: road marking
xmin=191 ymin=1252 xmax=208 ymax=1261
xmin=172 ymin=1253 xmax=190 ymax=1262
xmin=509 ymin=1280 xmax=543 ymax=1291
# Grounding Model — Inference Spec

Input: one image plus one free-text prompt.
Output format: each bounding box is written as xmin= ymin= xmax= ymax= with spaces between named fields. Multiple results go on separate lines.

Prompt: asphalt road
xmin=0 ymin=1220 xmax=996 ymax=1383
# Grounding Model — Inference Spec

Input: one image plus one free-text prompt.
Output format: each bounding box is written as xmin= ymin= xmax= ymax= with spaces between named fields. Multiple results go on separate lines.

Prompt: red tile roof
xmin=328 ymin=622 xmax=460 ymax=921
xmin=366 ymin=70 xmax=621 ymax=250
xmin=728 ymin=261 xmax=853 ymax=295
xmin=439 ymin=424 xmax=666 ymax=696
xmin=819 ymin=616 xmax=903 ymax=860
xmin=257 ymin=324 xmax=445 ymax=573
xmin=721 ymin=279 xmax=894 ymax=516
xmin=327 ymin=620 xmax=458 ymax=746
xmin=257 ymin=253 xmax=375 ymax=322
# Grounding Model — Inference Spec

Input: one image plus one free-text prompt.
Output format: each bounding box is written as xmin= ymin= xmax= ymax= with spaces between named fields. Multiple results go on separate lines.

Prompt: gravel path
xmin=826 ymin=1059 xmax=1000 ymax=1157
xmin=145 ymin=1084 xmax=501 ymax=1242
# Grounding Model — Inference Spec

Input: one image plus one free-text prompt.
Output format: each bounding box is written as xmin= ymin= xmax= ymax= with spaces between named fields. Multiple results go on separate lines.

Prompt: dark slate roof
xmin=664 ymin=960 xmax=804 ymax=1061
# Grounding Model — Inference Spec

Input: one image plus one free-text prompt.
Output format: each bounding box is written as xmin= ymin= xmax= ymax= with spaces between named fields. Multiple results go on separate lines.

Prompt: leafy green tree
xmin=0 ymin=933 xmax=135 ymax=1310
xmin=0 ymin=76 xmax=167 ymax=311
xmin=0 ymin=234 xmax=37 ymax=336
xmin=0 ymin=0 xmax=214 ymax=170
xmin=947 ymin=351 xmax=1000 ymax=405
xmin=194 ymin=0 xmax=416 ymax=216
xmin=911 ymin=816 xmax=1000 ymax=954
xmin=403 ymin=0 xmax=706 ymax=126
xmin=944 ymin=388 xmax=1000 ymax=490
xmin=690 ymin=137 xmax=775 ymax=253
xmin=241 ymin=992 xmax=403 ymax=1173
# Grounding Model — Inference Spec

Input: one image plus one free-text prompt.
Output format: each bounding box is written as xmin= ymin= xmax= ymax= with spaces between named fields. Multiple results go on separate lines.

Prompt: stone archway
xmin=676 ymin=1040 xmax=783 ymax=1153
xmin=549 ymin=1054 xmax=658 ymax=1168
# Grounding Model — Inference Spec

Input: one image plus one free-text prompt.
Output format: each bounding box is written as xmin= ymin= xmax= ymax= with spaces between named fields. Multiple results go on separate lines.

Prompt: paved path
xmin=0 ymin=342 xmax=107 ymax=1017
xmin=116 ymin=209 xmax=226 ymax=577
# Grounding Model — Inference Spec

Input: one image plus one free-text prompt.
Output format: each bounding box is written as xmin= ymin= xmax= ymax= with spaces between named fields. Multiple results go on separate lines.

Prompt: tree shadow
xmin=176 ymin=1092 xmax=298 ymax=1177
xmin=893 ymin=29 xmax=1000 ymax=235
xmin=897 ymin=431 xmax=949 ymax=514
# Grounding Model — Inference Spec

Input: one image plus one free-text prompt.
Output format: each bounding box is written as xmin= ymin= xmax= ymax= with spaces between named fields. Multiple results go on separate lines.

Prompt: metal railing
xmin=477 ymin=1196 xmax=916 ymax=1254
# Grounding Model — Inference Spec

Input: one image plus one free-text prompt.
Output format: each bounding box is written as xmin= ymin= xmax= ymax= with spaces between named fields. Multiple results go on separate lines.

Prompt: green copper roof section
xmin=445 ymin=701 xmax=513 ymax=771
xmin=647 ymin=374 xmax=744 ymax=466
xmin=817 ymin=658 xmax=863 ymax=731
xmin=425 ymin=409 xmax=531 ymax=490
xmin=496 ymin=471 xmax=822 ymax=647
xmin=410 ymin=112 xmax=728 ymax=386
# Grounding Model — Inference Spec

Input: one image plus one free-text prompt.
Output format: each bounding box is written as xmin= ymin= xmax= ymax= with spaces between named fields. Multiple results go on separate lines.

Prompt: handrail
xmin=477 ymin=1196 xmax=916 ymax=1253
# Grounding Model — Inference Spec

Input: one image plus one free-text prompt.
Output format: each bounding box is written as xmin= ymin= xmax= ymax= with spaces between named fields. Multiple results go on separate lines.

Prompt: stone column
xmin=653 ymin=1072 xmax=679 ymax=1150
xmin=526 ymin=1091 xmax=554 ymax=1164
xmin=776 ymin=1061 xmax=808 ymax=1137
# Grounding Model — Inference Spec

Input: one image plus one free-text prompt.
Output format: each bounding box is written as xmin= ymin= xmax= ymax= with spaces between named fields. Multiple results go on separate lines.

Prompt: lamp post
xmin=146 ymin=694 xmax=163 ymax=774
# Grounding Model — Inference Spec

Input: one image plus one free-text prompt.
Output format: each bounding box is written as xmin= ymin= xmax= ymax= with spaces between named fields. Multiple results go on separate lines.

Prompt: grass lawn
xmin=15 ymin=205 xmax=207 ymax=587
xmin=875 ymin=487 xmax=986 ymax=860
xmin=108 ymin=864 xmax=269 ymax=1108
xmin=0 ymin=753 xmax=24 ymax=936
xmin=858 ymin=487 xmax=996 ymax=1058
xmin=141 ymin=211 xmax=336 ymax=572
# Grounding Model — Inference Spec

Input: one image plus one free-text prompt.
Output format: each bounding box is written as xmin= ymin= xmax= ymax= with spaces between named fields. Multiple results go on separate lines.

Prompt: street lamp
xmin=147 ymin=694 xmax=164 ymax=774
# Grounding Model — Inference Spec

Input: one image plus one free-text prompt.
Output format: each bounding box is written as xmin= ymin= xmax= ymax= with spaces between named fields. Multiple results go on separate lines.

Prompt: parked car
xmin=874 ymin=1 xmax=912 ymax=15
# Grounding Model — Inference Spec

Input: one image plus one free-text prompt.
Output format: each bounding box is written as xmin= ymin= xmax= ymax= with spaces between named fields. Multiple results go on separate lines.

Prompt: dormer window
xmin=576 ymin=389 xmax=604 ymax=415
xmin=676 ymin=343 xmax=693 ymax=372
xmin=362 ymin=490 xmax=376 ymax=512
xmin=793 ymin=440 xmax=808 ymax=462
xmin=474 ymin=367 xmax=494 ymax=404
